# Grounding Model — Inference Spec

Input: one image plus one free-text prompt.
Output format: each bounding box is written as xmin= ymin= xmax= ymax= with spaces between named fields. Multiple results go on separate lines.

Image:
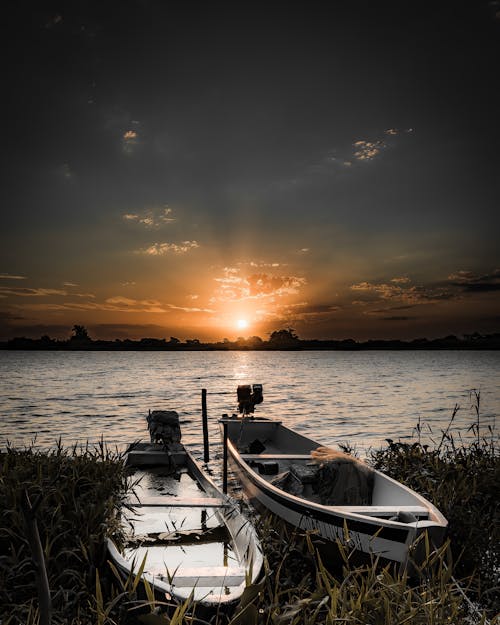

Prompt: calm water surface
xmin=0 ymin=351 xmax=498 ymax=466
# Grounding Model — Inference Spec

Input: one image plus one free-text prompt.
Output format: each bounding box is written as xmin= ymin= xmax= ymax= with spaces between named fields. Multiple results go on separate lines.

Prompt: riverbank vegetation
xmin=2 ymin=325 xmax=500 ymax=350
xmin=0 ymin=409 xmax=498 ymax=624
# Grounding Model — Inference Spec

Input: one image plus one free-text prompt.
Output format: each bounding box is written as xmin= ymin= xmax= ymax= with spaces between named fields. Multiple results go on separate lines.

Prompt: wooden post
xmin=201 ymin=388 xmax=209 ymax=462
xmin=222 ymin=421 xmax=228 ymax=494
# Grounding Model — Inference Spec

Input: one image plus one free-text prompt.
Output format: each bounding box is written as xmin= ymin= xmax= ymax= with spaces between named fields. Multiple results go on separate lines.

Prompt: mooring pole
xmin=222 ymin=421 xmax=228 ymax=494
xmin=201 ymin=388 xmax=209 ymax=462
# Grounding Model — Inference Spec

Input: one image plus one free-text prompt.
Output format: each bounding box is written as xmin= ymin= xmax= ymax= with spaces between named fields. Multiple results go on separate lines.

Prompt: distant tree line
xmin=1 ymin=326 xmax=500 ymax=350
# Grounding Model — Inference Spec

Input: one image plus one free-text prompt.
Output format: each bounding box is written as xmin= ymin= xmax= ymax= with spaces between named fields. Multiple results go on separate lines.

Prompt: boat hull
xmin=221 ymin=417 xmax=447 ymax=572
xmin=108 ymin=442 xmax=263 ymax=607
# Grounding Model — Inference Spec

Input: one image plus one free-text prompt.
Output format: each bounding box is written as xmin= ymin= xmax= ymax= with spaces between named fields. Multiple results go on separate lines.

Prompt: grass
xmin=0 ymin=396 xmax=498 ymax=624
xmin=370 ymin=396 xmax=499 ymax=616
xmin=0 ymin=440 xmax=130 ymax=624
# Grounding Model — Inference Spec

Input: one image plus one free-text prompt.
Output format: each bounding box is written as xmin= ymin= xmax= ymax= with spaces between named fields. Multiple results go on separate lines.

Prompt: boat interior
xmin=226 ymin=418 xmax=432 ymax=523
xmin=121 ymin=459 xmax=246 ymax=599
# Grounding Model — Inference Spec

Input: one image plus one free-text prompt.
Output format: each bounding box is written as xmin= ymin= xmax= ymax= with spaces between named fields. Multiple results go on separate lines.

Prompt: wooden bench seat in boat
xmin=240 ymin=453 xmax=313 ymax=461
xmin=332 ymin=505 xmax=429 ymax=517
xmin=127 ymin=496 xmax=229 ymax=508
xmin=166 ymin=566 xmax=246 ymax=587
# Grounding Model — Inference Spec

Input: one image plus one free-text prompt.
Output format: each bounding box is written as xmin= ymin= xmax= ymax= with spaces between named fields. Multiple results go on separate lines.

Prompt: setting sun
xmin=236 ymin=319 xmax=249 ymax=330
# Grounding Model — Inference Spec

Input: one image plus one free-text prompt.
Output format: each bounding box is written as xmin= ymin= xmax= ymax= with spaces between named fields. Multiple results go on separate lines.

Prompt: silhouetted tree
xmin=168 ymin=337 xmax=180 ymax=344
xmin=269 ymin=328 xmax=299 ymax=345
xmin=247 ymin=336 xmax=263 ymax=347
xmin=71 ymin=325 xmax=91 ymax=342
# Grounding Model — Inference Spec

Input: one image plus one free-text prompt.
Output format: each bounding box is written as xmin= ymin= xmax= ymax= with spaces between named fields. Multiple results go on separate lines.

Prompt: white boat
xmin=220 ymin=386 xmax=448 ymax=572
xmin=107 ymin=410 xmax=263 ymax=607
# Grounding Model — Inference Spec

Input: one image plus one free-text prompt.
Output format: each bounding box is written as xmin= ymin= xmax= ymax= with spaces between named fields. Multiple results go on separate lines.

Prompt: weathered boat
xmin=107 ymin=410 xmax=263 ymax=607
xmin=220 ymin=385 xmax=448 ymax=572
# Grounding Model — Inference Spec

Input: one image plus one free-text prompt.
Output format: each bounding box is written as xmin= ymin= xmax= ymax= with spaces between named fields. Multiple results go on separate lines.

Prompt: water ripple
xmin=0 ymin=351 xmax=498 ymax=468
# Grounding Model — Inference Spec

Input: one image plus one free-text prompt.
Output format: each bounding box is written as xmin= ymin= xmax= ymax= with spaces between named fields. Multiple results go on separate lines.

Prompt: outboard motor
xmin=237 ymin=384 xmax=263 ymax=415
xmin=147 ymin=410 xmax=181 ymax=447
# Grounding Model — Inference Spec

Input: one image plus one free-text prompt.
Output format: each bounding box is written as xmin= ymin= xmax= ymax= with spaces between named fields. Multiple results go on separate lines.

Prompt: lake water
xmin=0 ymin=350 xmax=498 ymax=469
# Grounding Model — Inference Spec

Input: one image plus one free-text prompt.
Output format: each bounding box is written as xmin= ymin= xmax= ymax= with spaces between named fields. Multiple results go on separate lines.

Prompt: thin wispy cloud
xmin=24 ymin=297 xmax=167 ymax=313
xmin=0 ymin=287 xmax=68 ymax=297
xmin=246 ymin=260 xmax=283 ymax=268
xmin=448 ymin=269 xmax=500 ymax=292
xmin=122 ymin=128 xmax=140 ymax=155
xmin=390 ymin=276 xmax=411 ymax=284
xmin=351 ymin=128 xmax=414 ymax=162
xmin=0 ymin=274 xmax=27 ymax=280
xmin=138 ymin=241 xmax=199 ymax=255
xmin=123 ymin=206 xmax=175 ymax=228
xmin=352 ymin=139 xmax=386 ymax=161
xmin=280 ymin=126 xmax=414 ymax=189
xmin=167 ymin=304 xmax=215 ymax=313
xmin=57 ymin=163 xmax=75 ymax=180
xmin=350 ymin=278 xmax=453 ymax=305
xmin=280 ymin=302 xmax=341 ymax=321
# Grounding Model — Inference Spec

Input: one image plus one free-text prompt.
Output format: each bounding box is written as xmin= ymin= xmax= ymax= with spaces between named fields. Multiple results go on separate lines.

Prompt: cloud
xmin=246 ymin=260 xmax=283 ymax=268
xmin=350 ymin=278 xmax=454 ymax=305
xmin=0 ymin=287 xmax=68 ymax=297
xmin=0 ymin=274 xmax=27 ymax=280
xmin=211 ymin=267 xmax=306 ymax=303
xmin=122 ymin=128 xmax=140 ymax=154
xmin=247 ymin=274 xmax=306 ymax=297
xmin=368 ymin=304 xmax=419 ymax=315
xmin=463 ymin=283 xmax=500 ymax=293
xmin=0 ymin=310 xmax=26 ymax=322
xmin=281 ymin=302 xmax=341 ymax=321
xmin=138 ymin=241 xmax=199 ymax=255
xmin=123 ymin=206 xmax=175 ymax=228
xmin=351 ymin=128 xmax=414 ymax=162
xmin=104 ymin=296 xmax=166 ymax=312
xmin=62 ymin=281 xmax=78 ymax=287
xmin=352 ymin=139 xmax=386 ymax=161
xmin=381 ymin=316 xmax=411 ymax=321
xmin=390 ymin=276 xmax=410 ymax=284
xmin=24 ymin=296 xmax=167 ymax=313
xmin=167 ymin=304 xmax=215 ymax=313
xmin=58 ymin=163 xmax=75 ymax=180
xmin=448 ymin=269 xmax=500 ymax=292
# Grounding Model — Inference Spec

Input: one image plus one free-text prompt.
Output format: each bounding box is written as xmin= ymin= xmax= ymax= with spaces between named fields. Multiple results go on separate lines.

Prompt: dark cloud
xmin=461 ymin=283 xmax=500 ymax=293
xmin=0 ymin=310 xmax=26 ymax=322
xmin=448 ymin=269 xmax=500 ymax=293
xmin=294 ymin=304 xmax=339 ymax=314
xmin=370 ymin=304 xmax=420 ymax=314
xmin=381 ymin=316 xmax=412 ymax=321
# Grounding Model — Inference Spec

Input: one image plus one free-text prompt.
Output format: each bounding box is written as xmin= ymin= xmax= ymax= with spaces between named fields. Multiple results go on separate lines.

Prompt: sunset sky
xmin=1 ymin=1 xmax=499 ymax=341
